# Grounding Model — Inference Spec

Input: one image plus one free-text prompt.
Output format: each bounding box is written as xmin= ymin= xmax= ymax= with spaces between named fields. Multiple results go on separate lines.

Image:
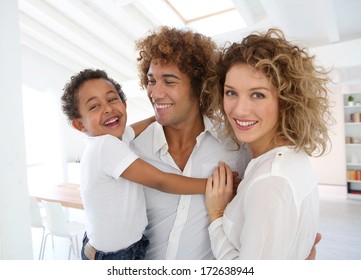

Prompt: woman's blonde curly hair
xmin=208 ymin=28 xmax=334 ymax=157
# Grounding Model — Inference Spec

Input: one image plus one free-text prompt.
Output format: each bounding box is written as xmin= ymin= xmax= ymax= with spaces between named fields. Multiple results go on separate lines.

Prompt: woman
xmin=205 ymin=29 xmax=333 ymax=259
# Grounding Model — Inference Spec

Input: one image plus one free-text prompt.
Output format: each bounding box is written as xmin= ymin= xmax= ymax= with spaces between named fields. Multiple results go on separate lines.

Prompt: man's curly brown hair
xmin=135 ymin=26 xmax=220 ymax=117
xmin=61 ymin=68 xmax=126 ymax=121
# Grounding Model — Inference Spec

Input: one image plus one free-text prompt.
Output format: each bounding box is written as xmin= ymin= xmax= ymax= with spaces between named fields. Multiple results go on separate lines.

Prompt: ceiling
xmin=18 ymin=0 xmax=361 ymax=85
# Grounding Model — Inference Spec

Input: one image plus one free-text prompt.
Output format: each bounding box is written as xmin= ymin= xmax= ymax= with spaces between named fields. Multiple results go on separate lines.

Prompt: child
xmin=61 ymin=68 xmax=207 ymax=260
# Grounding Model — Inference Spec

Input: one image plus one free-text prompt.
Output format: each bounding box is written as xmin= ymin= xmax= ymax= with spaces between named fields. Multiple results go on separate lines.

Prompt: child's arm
xmin=121 ymin=158 xmax=206 ymax=195
xmin=130 ymin=116 xmax=156 ymax=138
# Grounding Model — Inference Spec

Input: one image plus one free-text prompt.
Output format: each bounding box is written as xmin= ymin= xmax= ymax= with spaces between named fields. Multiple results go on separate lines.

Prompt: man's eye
xmin=148 ymin=79 xmax=155 ymax=85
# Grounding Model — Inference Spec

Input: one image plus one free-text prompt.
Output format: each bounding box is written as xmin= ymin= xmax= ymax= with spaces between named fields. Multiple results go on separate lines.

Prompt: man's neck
xmin=163 ymin=115 xmax=205 ymax=171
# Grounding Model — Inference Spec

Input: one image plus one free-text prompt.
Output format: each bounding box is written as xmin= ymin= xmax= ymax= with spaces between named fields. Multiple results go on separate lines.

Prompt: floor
xmin=317 ymin=185 xmax=361 ymax=259
xmin=31 ymin=184 xmax=361 ymax=260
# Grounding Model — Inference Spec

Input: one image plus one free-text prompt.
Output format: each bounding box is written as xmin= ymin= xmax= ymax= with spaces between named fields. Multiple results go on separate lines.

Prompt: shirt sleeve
xmin=208 ymin=217 xmax=239 ymax=259
xmin=99 ymin=135 xmax=139 ymax=180
xmin=209 ymin=176 xmax=299 ymax=259
xmin=122 ymin=126 xmax=135 ymax=144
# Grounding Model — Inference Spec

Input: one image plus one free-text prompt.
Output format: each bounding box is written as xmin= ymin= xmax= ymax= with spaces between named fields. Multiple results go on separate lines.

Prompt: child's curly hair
xmin=135 ymin=26 xmax=219 ymax=117
xmin=61 ymin=69 xmax=126 ymax=121
xmin=209 ymin=28 xmax=334 ymax=156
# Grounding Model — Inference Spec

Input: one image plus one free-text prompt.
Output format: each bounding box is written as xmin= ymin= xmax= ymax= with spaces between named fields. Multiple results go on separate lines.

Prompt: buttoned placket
xmin=163 ymin=138 xmax=202 ymax=259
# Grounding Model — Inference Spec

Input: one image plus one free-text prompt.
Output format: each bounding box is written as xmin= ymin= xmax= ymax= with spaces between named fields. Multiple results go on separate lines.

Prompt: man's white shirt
xmin=131 ymin=116 xmax=250 ymax=259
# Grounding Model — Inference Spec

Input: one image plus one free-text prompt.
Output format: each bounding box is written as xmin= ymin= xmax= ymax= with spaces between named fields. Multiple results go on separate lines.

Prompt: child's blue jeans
xmin=81 ymin=232 xmax=149 ymax=260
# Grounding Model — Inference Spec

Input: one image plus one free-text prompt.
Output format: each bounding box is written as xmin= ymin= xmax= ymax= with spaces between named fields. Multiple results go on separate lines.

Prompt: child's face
xmin=72 ymin=78 xmax=127 ymax=138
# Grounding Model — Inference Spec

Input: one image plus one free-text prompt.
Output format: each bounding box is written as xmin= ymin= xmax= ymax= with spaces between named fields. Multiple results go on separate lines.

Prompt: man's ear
xmin=71 ymin=119 xmax=86 ymax=132
xmin=123 ymin=101 xmax=127 ymax=109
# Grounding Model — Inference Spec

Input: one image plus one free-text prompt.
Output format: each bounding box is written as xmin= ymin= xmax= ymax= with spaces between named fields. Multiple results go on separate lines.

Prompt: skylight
xmin=166 ymin=0 xmax=247 ymax=36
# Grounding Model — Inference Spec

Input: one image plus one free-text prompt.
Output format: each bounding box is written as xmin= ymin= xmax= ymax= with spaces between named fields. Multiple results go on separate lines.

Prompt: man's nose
xmin=149 ymin=83 xmax=164 ymax=101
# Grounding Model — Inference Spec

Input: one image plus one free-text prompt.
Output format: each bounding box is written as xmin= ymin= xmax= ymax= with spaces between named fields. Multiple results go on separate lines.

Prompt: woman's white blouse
xmin=208 ymin=146 xmax=319 ymax=259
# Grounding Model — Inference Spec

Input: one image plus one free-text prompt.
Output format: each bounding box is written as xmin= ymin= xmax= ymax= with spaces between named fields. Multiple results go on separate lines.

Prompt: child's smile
xmin=72 ymin=78 xmax=127 ymax=138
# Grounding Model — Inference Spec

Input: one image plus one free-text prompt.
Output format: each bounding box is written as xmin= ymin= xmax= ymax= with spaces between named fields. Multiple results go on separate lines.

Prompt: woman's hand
xmin=206 ymin=162 xmax=234 ymax=222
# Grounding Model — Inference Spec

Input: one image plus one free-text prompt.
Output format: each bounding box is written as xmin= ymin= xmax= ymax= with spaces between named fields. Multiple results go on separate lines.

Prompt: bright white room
xmin=1 ymin=0 xmax=361 ymax=264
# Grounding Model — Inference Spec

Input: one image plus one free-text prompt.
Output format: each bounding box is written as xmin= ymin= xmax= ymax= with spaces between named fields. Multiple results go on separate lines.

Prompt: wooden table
xmin=29 ymin=183 xmax=83 ymax=209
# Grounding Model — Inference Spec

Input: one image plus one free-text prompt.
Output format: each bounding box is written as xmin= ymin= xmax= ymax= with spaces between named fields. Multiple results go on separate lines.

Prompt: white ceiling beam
xmin=19 ymin=0 xmax=137 ymax=79
xmin=59 ymin=0 xmax=137 ymax=49
xmin=103 ymin=0 xmax=134 ymax=6
xmin=21 ymin=32 xmax=85 ymax=74
xmin=19 ymin=13 xmax=133 ymax=80
xmin=259 ymin=0 xmax=288 ymax=33
xmin=231 ymin=0 xmax=257 ymax=26
xmin=43 ymin=0 xmax=135 ymax=54
xmin=318 ymin=0 xmax=340 ymax=43
xmin=89 ymin=0 xmax=150 ymax=40
xmin=310 ymin=38 xmax=361 ymax=69
xmin=133 ymin=0 xmax=184 ymax=28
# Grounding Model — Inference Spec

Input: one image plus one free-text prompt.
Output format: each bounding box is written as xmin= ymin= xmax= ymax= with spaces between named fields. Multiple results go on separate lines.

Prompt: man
xmin=131 ymin=26 xmax=251 ymax=259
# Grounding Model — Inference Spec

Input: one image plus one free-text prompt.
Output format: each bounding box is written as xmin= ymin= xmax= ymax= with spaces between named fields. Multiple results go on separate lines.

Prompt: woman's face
xmin=223 ymin=63 xmax=279 ymax=157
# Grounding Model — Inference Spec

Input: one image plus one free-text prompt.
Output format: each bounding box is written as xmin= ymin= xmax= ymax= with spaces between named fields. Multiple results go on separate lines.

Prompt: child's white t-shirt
xmin=80 ymin=127 xmax=147 ymax=252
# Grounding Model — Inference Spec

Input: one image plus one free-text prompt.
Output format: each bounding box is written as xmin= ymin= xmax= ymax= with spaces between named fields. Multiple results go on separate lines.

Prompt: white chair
xmin=41 ymin=201 xmax=85 ymax=259
xmin=29 ymin=197 xmax=46 ymax=259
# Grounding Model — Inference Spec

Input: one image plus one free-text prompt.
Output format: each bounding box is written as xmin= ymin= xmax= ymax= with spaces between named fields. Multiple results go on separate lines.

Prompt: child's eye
xmin=109 ymin=97 xmax=120 ymax=103
xmin=89 ymin=104 xmax=99 ymax=110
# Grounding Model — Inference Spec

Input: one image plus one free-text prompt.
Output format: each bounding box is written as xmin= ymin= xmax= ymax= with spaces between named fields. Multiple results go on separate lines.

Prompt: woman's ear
xmin=71 ymin=119 xmax=86 ymax=133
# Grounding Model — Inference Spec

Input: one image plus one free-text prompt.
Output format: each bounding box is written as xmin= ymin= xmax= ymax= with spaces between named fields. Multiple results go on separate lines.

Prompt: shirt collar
xmin=152 ymin=115 xmax=222 ymax=155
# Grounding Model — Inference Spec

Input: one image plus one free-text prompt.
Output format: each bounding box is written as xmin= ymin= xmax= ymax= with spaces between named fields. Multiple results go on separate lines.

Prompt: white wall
xmin=308 ymin=39 xmax=361 ymax=186
xmin=309 ymin=85 xmax=346 ymax=186
xmin=0 ymin=0 xmax=32 ymax=259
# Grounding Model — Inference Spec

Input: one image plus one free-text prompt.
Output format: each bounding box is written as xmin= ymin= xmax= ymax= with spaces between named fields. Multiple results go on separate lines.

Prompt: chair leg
xmin=68 ymin=237 xmax=75 ymax=260
xmin=38 ymin=227 xmax=46 ymax=260
xmin=74 ymin=235 xmax=80 ymax=259
xmin=68 ymin=244 xmax=72 ymax=260
xmin=41 ymin=233 xmax=51 ymax=260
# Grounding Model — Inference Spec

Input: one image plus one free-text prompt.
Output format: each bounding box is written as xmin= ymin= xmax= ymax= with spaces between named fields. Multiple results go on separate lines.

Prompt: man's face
xmin=146 ymin=61 xmax=200 ymax=128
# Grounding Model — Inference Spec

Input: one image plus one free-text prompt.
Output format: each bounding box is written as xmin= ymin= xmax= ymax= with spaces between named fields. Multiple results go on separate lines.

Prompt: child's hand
xmin=206 ymin=162 xmax=234 ymax=222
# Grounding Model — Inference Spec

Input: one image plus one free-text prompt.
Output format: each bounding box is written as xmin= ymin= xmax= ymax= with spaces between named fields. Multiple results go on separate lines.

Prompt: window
xmin=166 ymin=0 xmax=246 ymax=36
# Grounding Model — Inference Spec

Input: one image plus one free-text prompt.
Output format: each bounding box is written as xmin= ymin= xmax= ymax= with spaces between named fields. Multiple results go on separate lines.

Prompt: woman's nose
xmin=232 ymin=97 xmax=252 ymax=115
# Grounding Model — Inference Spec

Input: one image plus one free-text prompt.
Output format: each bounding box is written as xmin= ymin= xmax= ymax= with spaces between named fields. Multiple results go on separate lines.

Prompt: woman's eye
xmin=148 ymin=79 xmax=155 ymax=85
xmin=165 ymin=80 xmax=175 ymax=85
xmin=224 ymin=90 xmax=236 ymax=97
xmin=252 ymin=92 xmax=265 ymax=99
